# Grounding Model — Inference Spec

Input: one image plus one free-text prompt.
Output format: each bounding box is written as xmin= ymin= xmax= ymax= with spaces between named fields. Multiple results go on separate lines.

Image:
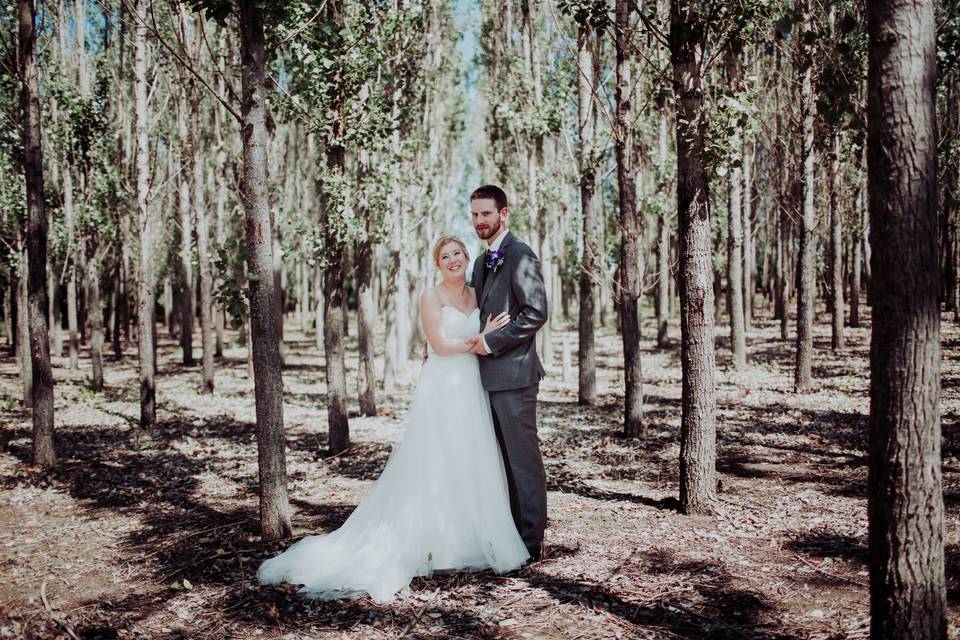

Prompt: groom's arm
xmin=482 ymin=247 xmax=547 ymax=357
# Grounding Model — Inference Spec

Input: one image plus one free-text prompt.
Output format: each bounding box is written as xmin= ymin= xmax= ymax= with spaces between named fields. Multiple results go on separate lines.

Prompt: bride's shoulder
xmin=420 ymin=287 xmax=441 ymax=306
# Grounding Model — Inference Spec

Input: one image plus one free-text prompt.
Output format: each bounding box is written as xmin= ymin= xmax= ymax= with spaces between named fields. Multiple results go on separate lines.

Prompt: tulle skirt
xmin=256 ymin=351 xmax=529 ymax=603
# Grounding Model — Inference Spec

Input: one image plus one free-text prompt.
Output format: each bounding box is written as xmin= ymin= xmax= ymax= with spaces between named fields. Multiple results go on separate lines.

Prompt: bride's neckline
xmin=442 ymin=305 xmax=479 ymax=318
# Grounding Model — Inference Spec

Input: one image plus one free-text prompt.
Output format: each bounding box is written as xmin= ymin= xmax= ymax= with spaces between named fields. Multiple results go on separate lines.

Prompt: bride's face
xmin=436 ymin=242 xmax=468 ymax=282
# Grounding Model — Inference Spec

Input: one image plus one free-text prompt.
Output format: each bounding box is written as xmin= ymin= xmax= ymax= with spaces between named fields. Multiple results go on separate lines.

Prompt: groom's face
xmin=471 ymin=198 xmax=507 ymax=241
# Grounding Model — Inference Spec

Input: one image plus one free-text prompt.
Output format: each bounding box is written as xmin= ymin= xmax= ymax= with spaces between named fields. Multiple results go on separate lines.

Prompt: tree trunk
xmin=743 ymin=141 xmax=754 ymax=330
xmin=671 ymin=0 xmax=717 ymax=515
xmin=725 ymin=48 xmax=747 ymax=369
xmin=577 ymin=23 xmax=598 ymax=406
xmin=134 ymin=0 xmax=156 ymax=427
xmin=355 ymin=153 xmax=377 ymax=418
xmin=18 ymin=245 xmax=32 ymax=408
xmin=20 ymin=0 xmax=55 ymax=468
xmin=615 ymin=0 xmax=643 ymax=436
xmin=656 ymin=98 xmax=671 ymax=348
xmin=867 ymin=0 xmax=945 ymax=636
xmin=88 ymin=257 xmax=104 ymax=390
xmin=191 ymin=69 xmax=214 ymax=393
xmin=177 ymin=101 xmax=195 ymax=366
xmin=852 ymin=205 xmax=863 ymax=328
xmin=323 ymin=202 xmax=351 ymax=454
xmin=238 ymin=0 xmax=292 ymax=540
xmin=313 ymin=262 xmax=323 ymax=351
xmin=829 ymin=133 xmax=845 ymax=349
xmin=794 ymin=5 xmax=815 ymax=393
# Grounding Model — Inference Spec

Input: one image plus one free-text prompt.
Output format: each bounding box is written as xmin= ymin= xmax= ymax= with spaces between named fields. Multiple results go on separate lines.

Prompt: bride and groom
xmin=257 ymin=184 xmax=549 ymax=603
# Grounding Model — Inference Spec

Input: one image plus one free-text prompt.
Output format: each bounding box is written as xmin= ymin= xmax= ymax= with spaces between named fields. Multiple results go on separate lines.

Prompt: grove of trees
xmin=4 ymin=0 xmax=958 ymax=636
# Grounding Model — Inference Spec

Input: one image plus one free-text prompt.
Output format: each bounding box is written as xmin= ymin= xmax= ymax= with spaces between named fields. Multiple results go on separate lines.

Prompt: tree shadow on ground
xmin=523 ymin=547 xmax=798 ymax=640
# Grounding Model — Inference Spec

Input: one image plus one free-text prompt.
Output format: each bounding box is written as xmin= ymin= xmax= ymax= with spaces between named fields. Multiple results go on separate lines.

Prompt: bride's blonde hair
xmin=432 ymin=235 xmax=470 ymax=267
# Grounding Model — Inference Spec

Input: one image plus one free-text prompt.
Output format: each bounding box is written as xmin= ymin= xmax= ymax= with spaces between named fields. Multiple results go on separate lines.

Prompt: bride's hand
xmin=482 ymin=312 xmax=510 ymax=335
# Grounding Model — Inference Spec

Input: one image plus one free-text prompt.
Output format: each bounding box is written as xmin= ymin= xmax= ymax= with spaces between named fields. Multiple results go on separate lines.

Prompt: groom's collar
xmin=488 ymin=229 xmax=512 ymax=253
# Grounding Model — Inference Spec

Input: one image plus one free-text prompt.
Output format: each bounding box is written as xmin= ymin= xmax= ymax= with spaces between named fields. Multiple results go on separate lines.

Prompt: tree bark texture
xmin=20 ymin=0 xmax=56 ymax=467
xmin=795 ymin=4 xmax=816 ymax=392
xmin=238 ymin=0 xmax=292 ymax=540
xmin=577 ymin=23 xmax=598 ymax=406
xmin=830 ymin=134 xmax=846 ymax=350
xmin=867 ymin=0 xmax=946 ymax=637
xmin=615 ymin=0 xmax=643 ymax=436
xmin=134 ymin=0 xmax=156 ymax=427
xmin=671 ymin=0 xmax=718 ymax=515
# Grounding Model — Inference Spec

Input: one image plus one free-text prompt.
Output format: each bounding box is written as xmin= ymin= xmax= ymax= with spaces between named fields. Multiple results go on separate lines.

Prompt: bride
xmin=256 ymin=235 xmax=530 ymax=603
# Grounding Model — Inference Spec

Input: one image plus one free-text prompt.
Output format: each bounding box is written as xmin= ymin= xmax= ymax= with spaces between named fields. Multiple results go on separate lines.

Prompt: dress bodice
xmin=427 ymin=307 xmax=480 ymax=355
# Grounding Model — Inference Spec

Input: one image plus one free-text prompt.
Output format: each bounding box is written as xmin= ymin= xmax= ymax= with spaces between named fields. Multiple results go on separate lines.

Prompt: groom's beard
xmin=475 ymin=218 xmax=502 ymax=241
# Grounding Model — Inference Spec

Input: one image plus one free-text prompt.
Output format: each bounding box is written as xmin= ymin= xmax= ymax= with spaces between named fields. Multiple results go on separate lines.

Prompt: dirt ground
xmin=1 ymin=303 xmax=959 ymax=640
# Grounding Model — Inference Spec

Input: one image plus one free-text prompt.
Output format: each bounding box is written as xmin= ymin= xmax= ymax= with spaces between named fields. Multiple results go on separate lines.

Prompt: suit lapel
xmin=479 ymin=231 xmax=514 ymax=310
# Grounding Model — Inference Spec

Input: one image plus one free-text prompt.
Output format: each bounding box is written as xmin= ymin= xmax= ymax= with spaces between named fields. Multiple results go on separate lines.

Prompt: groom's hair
xmin=470 ymin=185 xmax=508 ymax=212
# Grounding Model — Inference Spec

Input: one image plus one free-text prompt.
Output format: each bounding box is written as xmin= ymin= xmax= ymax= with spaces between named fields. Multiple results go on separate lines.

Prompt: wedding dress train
xmin=257 ymin=306 xmax=529 ymax=603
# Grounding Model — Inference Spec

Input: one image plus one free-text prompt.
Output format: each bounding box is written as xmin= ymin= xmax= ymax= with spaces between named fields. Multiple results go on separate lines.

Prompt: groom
xmin=468 ymin=184 xmax=548 ymax=561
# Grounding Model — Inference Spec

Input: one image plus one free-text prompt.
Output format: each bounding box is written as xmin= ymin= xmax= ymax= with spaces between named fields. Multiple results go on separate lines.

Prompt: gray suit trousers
xmin=489 ymin=383 xmax=546 ymax=548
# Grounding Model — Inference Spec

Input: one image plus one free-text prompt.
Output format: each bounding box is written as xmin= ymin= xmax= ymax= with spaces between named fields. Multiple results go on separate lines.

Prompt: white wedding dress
xmin=257 ymin=306 xmax=529 ymax=603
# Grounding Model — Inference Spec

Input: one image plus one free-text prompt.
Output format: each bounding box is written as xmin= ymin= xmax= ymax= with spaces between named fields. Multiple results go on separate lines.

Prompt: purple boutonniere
xmin=484 ymin=249 xmax=505 ymax=273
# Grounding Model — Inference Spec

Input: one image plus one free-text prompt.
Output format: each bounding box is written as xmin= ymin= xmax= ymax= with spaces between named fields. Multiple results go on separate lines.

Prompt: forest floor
xmin=1 ymin=303 xmax=959 ymax=640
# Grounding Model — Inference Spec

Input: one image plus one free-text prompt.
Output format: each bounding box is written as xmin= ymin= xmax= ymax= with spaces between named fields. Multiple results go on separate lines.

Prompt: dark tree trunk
xmin=867 ymin=0 xmax=946 ymax=638
xmin=671 ymin=0 xmax=717 ymax=515
xmin=615 ymin=0 xmax=643 ymax=437
xmin=19 ymin=0 xmax=56 ymax=468
xmin=795 ymin=3 xmax=815 ymax=392
xmin=134 ymin=0 xmax=156 ymax=427
xmin=577 ymin=23 xmax=598 ymax=406
xmin=238 ymin=0 xmax=292 ymax=540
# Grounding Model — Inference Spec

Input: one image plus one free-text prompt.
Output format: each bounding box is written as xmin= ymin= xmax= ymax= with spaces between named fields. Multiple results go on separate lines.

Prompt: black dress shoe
xmin=525 ymin=543 xmax=542 ymax=562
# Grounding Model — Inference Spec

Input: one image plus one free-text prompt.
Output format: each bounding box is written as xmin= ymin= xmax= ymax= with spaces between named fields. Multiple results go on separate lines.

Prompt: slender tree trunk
xmin=238 ymin=0 xmax=292 ymax=540
xmin=19 ymin=1 xmax=55 ymax=462
xmin=323 ymin=200 xmax=351 ymax=454
xmin=313 ymin=262 xmax=323 ymax=351
xmin=671 ymin=0 xmax=717 ymax=515
xmin=830 ymin=133 xmax=845 ymax=349
xmin=177 ymin=101 xmax=195 ymax=366
xmin=743 ymin=141 xmax=754 ymax=330
xmin=112 ymin=247 xmax=123 ymax=357
xmin=4 ymin=282 xmax=14 ymax=349
xmin=852 ymin=185 xmax=863 ymax=328
xmin=725 ymin=49 xmax=747 ymax=368
xmin=866 ymin=0 xmax=945 ymax=636
xmin=134 ymin=0 xmax=156 ymax=427
xmin=355 ymin=151 xmax=377 ymax=418
xmin=88 ymin=257 xmax=104 ymax=390
xmin=656 ymin=98 xmax=671 ymax=348
xmin=577 ymin=23 xmax=598 ymax=406
xmin=615 ymin=0 xmax=643 ymax=436
xmin=321 ymin=0 xmax=351 ymax=454
xmin=191 ymin=78 xmax=214 ymax=393
xmin=795 ymin=5 xmax=816 ymax=393
xmin=18 ymin=245 xmax=32 ymax=408
xmin=67 ymin=271 xmax=79 ymax=370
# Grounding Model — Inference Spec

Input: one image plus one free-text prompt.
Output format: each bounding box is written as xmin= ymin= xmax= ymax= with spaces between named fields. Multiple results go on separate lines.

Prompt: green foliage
xmin=213 ymin=237 xmax=249 ymax=330
xmin=556 ymin=0 xmax=607 ymax=30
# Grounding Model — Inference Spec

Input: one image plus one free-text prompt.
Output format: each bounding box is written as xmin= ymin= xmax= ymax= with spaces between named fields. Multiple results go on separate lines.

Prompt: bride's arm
xmin=420 ymin=289 xmax=476 ymax=356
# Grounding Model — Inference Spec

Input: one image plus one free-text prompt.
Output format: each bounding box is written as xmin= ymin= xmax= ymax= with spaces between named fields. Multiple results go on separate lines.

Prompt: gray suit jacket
xmin=472 ymin=231 xmax=547 ymax=392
